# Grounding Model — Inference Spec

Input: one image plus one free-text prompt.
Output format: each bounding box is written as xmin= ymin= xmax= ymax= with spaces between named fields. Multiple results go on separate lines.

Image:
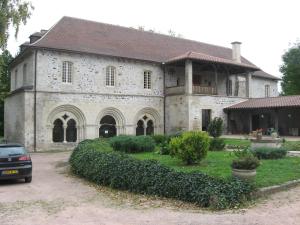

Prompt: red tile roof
xmin=252 ymin=70 xmax=280 ymax=80
xmin=225 ymin=95 xmax=300 ymax=110
xmin=31 ymin=17 xmax=257 ymax=68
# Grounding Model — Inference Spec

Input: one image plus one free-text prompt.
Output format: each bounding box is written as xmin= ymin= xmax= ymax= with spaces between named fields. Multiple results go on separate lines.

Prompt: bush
xmin=207 ymin=117 xmax=224 ymax=138
xmin=69 ymin=139 xmax=254 ymax=209
xmin=109 ymin=135 xmax=155 ymax=153
xmin=283 ymin=142 xmax=300 ymax=151
xmin=231 ymin=149 xmax=260 ymax=170
xmin=210 ymin=138 xmax=226 ymax=151
xmin=151 ymin=134 xmax=168 ymax=145
xmin=252 ymin=147 xmax=287 ymax=159
xmin=169 ymin=131 xmax=210 ymax=165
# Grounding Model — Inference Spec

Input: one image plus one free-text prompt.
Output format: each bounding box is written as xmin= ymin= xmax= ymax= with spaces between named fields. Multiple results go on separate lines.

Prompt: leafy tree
xmin=0 ymin=50 xmax=13 ymax=136
xmin=0 ymin=0 xmax=34 ymax=50
xmin=207 ymin=117 xmax=224 ymax=138
xmin=280 ymin=42 xmax=300 ymax=95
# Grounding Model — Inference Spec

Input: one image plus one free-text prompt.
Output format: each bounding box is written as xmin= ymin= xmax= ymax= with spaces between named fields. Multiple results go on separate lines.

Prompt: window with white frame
xmin=106 ymin=66 xmax=116 ymax=86
xmin=144 ymin=70 xmax=152 ymax=89
xmin=265 ymin=84 xmax=270 ymax=97
xmin=62 ymin=61 xmax=73 ymax=83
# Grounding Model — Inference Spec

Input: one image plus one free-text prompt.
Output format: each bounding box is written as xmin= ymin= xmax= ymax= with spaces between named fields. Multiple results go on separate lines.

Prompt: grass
xmin=130 ymin=151 xmax=300 ymax=188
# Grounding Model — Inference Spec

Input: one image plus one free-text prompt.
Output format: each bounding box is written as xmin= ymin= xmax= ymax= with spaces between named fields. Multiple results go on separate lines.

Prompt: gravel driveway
xmin=0 ymin=151 xmax=300 ymax=225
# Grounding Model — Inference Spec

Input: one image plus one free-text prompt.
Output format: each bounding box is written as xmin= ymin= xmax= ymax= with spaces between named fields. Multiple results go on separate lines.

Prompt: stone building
xmin=5 ymin=17 xmax=281 ymax=151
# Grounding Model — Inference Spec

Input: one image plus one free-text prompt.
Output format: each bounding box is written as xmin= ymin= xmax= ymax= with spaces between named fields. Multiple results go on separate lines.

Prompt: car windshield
xmin=0 ymin=147 xmax=26 ymax=157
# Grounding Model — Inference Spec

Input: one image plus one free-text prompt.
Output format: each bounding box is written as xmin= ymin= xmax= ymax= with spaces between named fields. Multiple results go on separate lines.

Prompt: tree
xmin=0 ymin=0 xmax=34 ymax=50
xmin=0 ymin=50 xmax=13 ymax=136
xmin=280 ymin=42 xmax=300 ymax=95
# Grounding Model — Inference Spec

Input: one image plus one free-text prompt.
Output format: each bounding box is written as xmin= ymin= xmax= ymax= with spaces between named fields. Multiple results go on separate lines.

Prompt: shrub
xmin=207 ymin=117 xmax=224 ymax=138
xmin=283 ymin=141 xmax=300 ymax=151
xmin=169 ymin=131 xmax=210 ymax=165
xmin=109 ymin=135 xmax=155 ymax=153
xmin=210 ymin=138 xmax=226 ymax=151
xmin=231 ymin=149 xmax=260 ymax=170
xmin=152 ymin=134 xmax=168 ymax=145
xmin=69 ymin=139 xmax=254 ymax=209
xmin=252 ymin=147 xmax=287 ymax=159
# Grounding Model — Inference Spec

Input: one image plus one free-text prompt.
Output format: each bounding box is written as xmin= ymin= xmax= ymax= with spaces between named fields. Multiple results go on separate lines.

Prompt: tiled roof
xmin=253 ymin=70 xmax=280 ymax=80
xmin=166 ymin=51 xmax=259 ymax=70
xmin=225 ymin=95 xmax=300 ymax=110
xmin=31 ymin=16 xmax=257 ymax=68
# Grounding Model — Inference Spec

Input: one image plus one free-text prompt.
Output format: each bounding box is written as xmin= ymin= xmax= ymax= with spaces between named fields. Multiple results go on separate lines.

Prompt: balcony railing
xmin=193 ymin=85 xmax=217 ymax=95
xmin=165 ymin=85 xmax=217 ymax=95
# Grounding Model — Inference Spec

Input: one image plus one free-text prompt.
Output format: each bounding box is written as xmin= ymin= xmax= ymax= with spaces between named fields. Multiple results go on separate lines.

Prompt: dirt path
xmin=0 ymin=152 xmax=300 ymax=225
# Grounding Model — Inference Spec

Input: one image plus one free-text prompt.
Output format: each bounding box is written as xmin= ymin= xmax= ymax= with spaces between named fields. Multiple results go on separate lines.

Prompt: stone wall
xmin=251 ymin=77 xmax=278 ymax=98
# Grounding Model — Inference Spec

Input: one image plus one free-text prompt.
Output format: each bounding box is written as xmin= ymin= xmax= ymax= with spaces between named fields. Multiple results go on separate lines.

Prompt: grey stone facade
xmin=5 ymin=49 xmax=278 ymax=151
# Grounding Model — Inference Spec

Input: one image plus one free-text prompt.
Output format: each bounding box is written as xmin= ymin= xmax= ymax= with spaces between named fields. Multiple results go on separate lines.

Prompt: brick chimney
xmin=231 ymin=41 xmax=242 ymax=63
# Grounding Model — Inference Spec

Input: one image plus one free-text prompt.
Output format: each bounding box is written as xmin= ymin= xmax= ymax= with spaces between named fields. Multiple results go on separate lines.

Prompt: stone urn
xmin=232 ymin=168 xmax=257 ymax=182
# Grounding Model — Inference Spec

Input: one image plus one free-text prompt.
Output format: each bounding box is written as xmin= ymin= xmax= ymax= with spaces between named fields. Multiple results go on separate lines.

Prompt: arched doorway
xmin=99 ymin=115 xmax=117 ymax=138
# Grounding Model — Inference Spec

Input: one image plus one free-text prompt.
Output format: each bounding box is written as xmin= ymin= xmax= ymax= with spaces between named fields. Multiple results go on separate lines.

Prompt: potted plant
xmin=256 ymin=128 xmax=263 ymax=140
xmin=231 ymin=149 xmax=260 ymax=182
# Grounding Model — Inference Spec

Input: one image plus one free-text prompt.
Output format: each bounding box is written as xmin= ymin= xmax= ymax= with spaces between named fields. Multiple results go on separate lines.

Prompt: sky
xmin=7 ymin=0 xmax=300 ymax=82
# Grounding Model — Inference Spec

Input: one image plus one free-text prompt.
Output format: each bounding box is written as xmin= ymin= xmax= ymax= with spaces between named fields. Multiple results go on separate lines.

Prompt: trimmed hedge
xmin=252 ymin=147 xmax=287 ymax=159
xmin=109 ymin=135 xmax=155 ymax=153
xmin=69 ymin=139 xmax=254 ymax=209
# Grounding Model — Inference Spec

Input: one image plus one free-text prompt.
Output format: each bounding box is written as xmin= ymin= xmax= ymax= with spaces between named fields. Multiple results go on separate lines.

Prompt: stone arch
xmin=47 ymin=105 xmax=86 ymax=143
xmin=96 ymin=107 xmax=126 ymax=136
xmin=134 ymin=107 xmax=162 ymax=135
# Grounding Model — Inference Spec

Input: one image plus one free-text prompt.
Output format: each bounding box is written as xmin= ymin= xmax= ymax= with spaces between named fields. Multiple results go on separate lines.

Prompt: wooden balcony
xmin=166 ymin=85 xmax=217 ymax=95
xmin=193 ymin=85 xmax=217 ymax=95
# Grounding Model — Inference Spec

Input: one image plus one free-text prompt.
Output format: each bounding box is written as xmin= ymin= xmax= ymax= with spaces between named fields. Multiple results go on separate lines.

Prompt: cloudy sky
xmin=7 ymin=0 xmax=300 ymax=81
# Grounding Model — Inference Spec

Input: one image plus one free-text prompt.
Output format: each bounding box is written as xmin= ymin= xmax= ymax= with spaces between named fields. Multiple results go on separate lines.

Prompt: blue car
xmin=0 ymin=144 xmax=32 ymax=183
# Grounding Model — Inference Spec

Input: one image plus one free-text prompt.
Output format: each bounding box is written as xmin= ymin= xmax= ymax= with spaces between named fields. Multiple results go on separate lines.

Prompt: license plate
xmin=2 ymin=170 xmax=18 ymax=175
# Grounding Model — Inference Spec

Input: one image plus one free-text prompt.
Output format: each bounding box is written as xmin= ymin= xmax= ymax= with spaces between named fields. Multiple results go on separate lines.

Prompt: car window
xmin=0 ymin=147 xmax=27 ymax=157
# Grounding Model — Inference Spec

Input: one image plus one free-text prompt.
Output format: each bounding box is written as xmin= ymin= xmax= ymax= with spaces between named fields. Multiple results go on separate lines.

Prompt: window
xmin=52 ymin=119 xmax=64 ymax=142
xmin=23 ymin=64 xmax=27 ymax=85
xmin=62 ymin=61 xmax=73 ymax=83
xmin=136 ymin=115 xmax=154 ymax=136
xmin=227 ymin=79 xmax=233 ymax=96
xmin=144 ymin=70 xmax=152 ymax=89
xmin=106 ymin=66 xmax=115 ymax=86
xmin=15 ymin=69 xmax=18 ymax=88
xmin=265 ymin=85 xmax=270 ymax=97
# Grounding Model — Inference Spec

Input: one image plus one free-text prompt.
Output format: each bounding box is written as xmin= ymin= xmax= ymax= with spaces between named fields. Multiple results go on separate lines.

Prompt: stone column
xmin=274 ymin=110 xmax=279 ymax=132
xmin=185 ymin=60 xmax=193 ymax=94
xmin=246 ymin=72 xmax=252 ymax=98
xmin=249 ymin=112 xmax=252 ymax=133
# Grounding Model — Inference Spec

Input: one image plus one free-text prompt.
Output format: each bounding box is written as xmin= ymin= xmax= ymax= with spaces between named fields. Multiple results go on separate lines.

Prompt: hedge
xmin=109 ymin=135 xmax=155 ymax=153
xmin=69 ymin=139 xmax=254 ymax=209
xmin=252 ymin=147 xmax=287 ymax=159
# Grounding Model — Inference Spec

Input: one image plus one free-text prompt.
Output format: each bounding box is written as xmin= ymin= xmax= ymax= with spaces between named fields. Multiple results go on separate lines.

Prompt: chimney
xmin=29 ymin=29 xmax=48 ymax=44
xmin=231 ymin=41 xmax=242 ymax=63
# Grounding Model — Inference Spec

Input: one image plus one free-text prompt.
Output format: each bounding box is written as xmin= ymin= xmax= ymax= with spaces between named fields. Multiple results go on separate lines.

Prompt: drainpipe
xmin=33 ymin=50 xmax=37 ymax=152
xmin=162 ymin=62 xmax=166 ymax=134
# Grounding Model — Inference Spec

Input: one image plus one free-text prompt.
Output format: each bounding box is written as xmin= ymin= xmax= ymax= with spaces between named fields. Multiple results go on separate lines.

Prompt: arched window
xmin=146 ymin=120 xmax=154 ymax=135
xmin=66 ymin=119 xmax=77 ymax=142
xmin=53 ymin=119 xmax=64 ymax=142
xmin=99 ymin=115 xmax=117 ymax=138
xmin=136 ymin=120 xmax=145 ymax=136
xmin=106 ymin=66 xmax=115 ymax=86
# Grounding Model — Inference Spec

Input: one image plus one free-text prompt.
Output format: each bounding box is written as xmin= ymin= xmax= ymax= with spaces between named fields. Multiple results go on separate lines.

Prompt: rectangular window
xmin=265 ymin=85 xmax=270 ymax=97
xmin=62 ymin=61 xmax=73 ymax=83
xmin=23 ymin=64 xmax=27 ymax=85
xmin=106 ymin=66 xmax=115 ymax=86
xmin=227 ymin=79 xmax=232 ymax=96
xmin=144 ymin=71 xmax=152 ymax=89
xmin=15 ymin=69 xmax=18 ymax=88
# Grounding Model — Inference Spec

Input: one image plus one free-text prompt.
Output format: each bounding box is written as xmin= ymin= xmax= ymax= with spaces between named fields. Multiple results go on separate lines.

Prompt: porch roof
xmin=224 ymin=95 xmax=300 ymax=110
xmin=165 ymin=51 xmax=259 ymax=70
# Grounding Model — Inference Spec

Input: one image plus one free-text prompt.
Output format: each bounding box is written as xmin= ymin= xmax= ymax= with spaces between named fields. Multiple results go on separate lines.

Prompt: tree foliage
xmin=0 ymin=0 xmax=33 ymax=50
xmin=207 ymin=117 xmax=224 ymax=138
xmin=280 ymin=42 xmax=300 ymax=95
xmin=0 ymin=50 xmax=13 ymax=136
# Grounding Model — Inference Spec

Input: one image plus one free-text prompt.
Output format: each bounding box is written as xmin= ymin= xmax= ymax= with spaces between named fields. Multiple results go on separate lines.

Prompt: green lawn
xmin=130 ymin=151 xmax=300 ymax=188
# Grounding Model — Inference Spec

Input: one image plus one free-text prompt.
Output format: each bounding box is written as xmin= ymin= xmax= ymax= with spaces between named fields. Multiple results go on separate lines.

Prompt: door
xmin=202 ymin=109 xmax=211 ymax=131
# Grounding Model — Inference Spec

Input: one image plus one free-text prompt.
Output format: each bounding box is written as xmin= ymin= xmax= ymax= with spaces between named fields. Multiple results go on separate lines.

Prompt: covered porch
xmin=225 ymin=96 xmax=300 ymax=136
xmin=164 ymin=51 xmax=258 ymax=97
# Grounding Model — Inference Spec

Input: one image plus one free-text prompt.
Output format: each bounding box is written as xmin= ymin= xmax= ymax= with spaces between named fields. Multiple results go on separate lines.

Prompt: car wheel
xmin=25 ymin=177 xmax=32 ymax=183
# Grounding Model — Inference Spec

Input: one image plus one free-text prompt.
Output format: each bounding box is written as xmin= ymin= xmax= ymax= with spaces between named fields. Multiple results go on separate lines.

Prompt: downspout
xmin=33 ymin=50 xmax=37 ymax=152
xmin=162 ymin=62 xmax=166 ymax=134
